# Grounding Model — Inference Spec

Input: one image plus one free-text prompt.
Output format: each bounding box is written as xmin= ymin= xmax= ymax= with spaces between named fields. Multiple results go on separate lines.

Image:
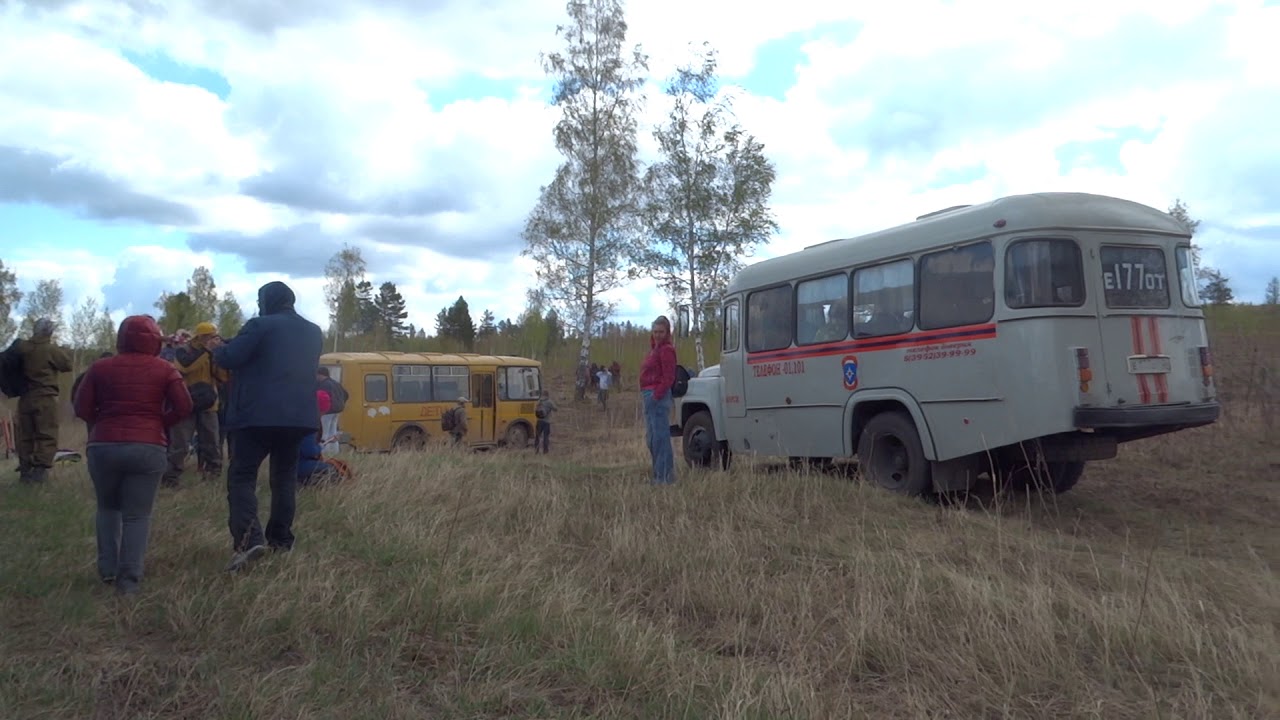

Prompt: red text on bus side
xmin=752 ymin=360 xmax=806 ymax=378
xmin=903 ymin=341 xmax=976 ymax=362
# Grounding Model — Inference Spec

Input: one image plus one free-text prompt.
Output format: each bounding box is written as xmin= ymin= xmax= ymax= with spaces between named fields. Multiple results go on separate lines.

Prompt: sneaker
xmin=23 ymin=467 xmax=48 ymax=484
xmin=225 ymin=544 xmax=269 ymax=573
xmin=115 ymin=579 xmax=140 ymax=595
xmin=101 ymin=574 xmax=115 ymax=585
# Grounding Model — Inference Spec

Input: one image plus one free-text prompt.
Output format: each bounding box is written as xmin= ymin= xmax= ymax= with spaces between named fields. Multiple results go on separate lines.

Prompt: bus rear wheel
xmin=857 ymin=411 xmax=932 ymax=497
xmin=392 ymin=426 xmax=426 ymax=452
xmin=682 ymin=411 xmax=729 ymax=470
xmin=1023 ymin=461 xmax=1086 ymax=495
xmin=997 ymin=454 xmax=1086 ymax=495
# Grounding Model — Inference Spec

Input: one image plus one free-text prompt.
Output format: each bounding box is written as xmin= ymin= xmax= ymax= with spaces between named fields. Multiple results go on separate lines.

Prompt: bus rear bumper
xmin=1073 ymin=401 xmax=1221 ymax=430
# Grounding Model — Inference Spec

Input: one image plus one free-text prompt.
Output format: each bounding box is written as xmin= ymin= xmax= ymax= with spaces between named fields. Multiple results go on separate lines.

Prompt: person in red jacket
xmin=73 ymin=315 xmax=193 ymax=595
xmin=638 ymin=315 xmax=678 ymax=484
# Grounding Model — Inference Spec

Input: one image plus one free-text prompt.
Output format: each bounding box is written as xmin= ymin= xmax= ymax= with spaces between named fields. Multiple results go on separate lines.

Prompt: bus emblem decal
xmin=842 ymin=355 xmax=859 ymax=391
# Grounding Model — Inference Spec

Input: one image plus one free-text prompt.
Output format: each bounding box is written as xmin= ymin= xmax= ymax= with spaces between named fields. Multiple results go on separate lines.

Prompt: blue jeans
xmin=86 ymin=442 xmax=167 ymax=589
xmin=642 ymin=390 xmax=675 ymax=484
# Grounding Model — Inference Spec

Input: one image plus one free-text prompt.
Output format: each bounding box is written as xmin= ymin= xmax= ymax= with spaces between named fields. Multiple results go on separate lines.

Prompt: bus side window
xmin=365 ymin=374 xmax=388 ymax=403
xmin=747 ymin=286 xmax=793 ymax=352
xmin=853 ymin=258 xmax=915 ymax=338
xmin=919 ymin=242 xmax=995 ymax=330
xmin=392 ymin=365 xmax=431 ymax=403
xmin=723 ymin=301 xmax=741 ymax=352
xmin=796 ymin=273 xmax=848 ymax=345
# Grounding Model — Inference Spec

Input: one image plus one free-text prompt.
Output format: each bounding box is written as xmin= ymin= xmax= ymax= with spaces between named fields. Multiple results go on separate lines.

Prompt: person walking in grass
xmin=8 ymin=318 xmax=73 ymax=484
xmin=73 ymin=315 xmax=193 ymax=595
xmin=638 ymin=315 xmax=678 ymax=485
xmin=163 ymin=321 xmax=228 ymax=487
xmin=534 ymin=389 xmax=558 ymax=454
xmin=210 ymin=281 xmax=324 ymax=573
xmin=444 ymin=397 xmax=469 ymax=446
xmin=595 ymin=365 xmax=612 ymax=410
xmin=315 ymin=367 xmax=348 ymax=454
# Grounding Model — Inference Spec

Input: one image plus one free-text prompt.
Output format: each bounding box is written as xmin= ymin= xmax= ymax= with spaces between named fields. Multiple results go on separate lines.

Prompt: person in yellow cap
xmin=162 ymin=321 xmax=229 ymax=486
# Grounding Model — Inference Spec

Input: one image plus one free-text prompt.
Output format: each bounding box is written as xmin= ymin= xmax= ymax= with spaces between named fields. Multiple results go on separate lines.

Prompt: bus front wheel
xmin=682 ymin=411 xmax=730 ymax=470
xmin=505 ymin=422 xmax=530 ymax=449
xmin=857 ymin=411 xmax=932 ymax=497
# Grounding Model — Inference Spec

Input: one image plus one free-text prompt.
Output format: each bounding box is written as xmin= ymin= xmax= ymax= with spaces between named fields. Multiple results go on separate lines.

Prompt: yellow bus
xmin=319 ymin=351 xmax=543 ymax=452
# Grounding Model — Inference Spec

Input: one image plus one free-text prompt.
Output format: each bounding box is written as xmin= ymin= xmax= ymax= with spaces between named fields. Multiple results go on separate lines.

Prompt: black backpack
xmin=441 ymin=407 xmax=458 ymax=432
xmin=0 ymin=340 xmax=26 ymax=398
xmin=188 ymin=381 xmax=218 ymax=413
xmin=671 ymin=365 xmax=692 ymax=399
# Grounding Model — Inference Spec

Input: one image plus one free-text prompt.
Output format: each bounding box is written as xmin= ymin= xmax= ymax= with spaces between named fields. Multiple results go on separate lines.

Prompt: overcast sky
xmin=2 ymin=0 xmax=1277 ymax=332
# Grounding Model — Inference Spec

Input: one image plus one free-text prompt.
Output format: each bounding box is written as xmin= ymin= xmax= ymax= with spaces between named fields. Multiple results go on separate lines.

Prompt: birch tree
xmin=323 ymin=244 xmax=368 ymax=351
xmin=637 ymin=44 xmax=777 ymax=370
xmin=68 ymin=296 xmax=100 ymax=370
xmin=20 ymin=279 xmax=64 ymax=338
xmin=522 ymin=0 xmax=648 ymax=392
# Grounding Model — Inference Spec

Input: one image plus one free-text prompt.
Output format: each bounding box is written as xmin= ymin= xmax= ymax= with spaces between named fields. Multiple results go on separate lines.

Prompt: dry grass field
xmin=1 ymin=308 xmax=1277 ymax=719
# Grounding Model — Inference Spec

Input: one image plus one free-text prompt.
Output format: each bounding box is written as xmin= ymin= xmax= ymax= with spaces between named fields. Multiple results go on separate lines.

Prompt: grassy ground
xmin=1 ymin=313 xmax=1278 ymax=719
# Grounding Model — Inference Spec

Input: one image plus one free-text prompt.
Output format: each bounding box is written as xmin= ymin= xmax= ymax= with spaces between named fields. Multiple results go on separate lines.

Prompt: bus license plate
xmin=1128 ymin=356 xmax=1171 ymax=374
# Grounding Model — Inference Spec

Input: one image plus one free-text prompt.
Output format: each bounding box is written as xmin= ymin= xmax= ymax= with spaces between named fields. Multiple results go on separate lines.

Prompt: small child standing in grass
xmin=534 ymin=390 xmax=558 ymax=454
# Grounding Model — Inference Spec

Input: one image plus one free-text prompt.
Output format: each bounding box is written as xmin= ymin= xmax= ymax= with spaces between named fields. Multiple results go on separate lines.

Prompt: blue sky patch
xmin=1055 ymin=125 xmax=1160 ymax=174
xmin=726 ymin=22 xmax=861 ymax=101
xmin=0 ymin=203 xmax=188 ymax=257
xmin=420 ymin=74 xmax=543 ymax=108
xmin=925 ymin=163 xmax=988 ymax=190
xmin=121 ymin=50 xmax=231 ymax=100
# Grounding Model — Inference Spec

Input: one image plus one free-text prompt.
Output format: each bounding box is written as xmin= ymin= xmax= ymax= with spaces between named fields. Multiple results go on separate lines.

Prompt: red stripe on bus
xmin=1147 ymin=316 xmax=1168 ymax=403
xmin=1130 ymin=316 xmax=1152 ymax=404
xmin=746 ymin=323 xmax=997 ymax=365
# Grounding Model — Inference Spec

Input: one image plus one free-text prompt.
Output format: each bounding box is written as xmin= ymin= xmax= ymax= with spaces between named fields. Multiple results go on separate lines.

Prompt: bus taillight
xmin=1075 ymin=348 xmax=1092 ymax=392
xmin=1198 ymin=346 xmax=1214 ymax=385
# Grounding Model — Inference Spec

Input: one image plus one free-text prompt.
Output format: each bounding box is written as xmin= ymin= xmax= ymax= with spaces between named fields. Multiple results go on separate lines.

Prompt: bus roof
xmin=321 ymin=351 xmax=542 ymax=367
xmin=728 ymin=192 xmax=1190 ymax=294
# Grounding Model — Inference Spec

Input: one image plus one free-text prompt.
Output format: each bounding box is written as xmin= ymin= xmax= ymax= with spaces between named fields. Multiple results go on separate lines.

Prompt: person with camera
xmin=161 ymin=321 xmax=228 ymax=487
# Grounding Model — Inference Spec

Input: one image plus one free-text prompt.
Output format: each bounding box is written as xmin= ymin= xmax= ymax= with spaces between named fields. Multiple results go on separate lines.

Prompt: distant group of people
xmin=2 ymin=298 xmax=685 ymax=594
xmin=576 ymin=359 xmax=621 ymax=403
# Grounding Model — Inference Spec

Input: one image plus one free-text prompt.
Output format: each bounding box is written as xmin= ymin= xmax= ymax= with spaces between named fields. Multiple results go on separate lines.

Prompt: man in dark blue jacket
xmin=210 ymin=281 xmax=323 ymax=572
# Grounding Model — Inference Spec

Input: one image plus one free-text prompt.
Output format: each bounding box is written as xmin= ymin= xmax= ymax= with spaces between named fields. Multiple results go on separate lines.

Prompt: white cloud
xmin=2 ymin=0 xmax=1278 ymax=336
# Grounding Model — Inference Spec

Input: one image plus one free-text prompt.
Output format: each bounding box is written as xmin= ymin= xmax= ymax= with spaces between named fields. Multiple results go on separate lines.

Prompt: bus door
xmin=356 ymin=365 xmax=392 ymax=450
xmin=722 ymin=299 xmax=747 ymax=419
xmin=1093 ymin=242 xmax=1192 ymax=408
xmin=470 ymin=371 xmax=496 ymax=444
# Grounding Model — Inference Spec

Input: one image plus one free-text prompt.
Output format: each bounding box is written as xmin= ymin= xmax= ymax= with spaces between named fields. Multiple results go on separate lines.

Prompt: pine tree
xmin=373 ymin=282 xmax=409 ymax=341
xmin=354 ymin=280 xmax=377 ymax=334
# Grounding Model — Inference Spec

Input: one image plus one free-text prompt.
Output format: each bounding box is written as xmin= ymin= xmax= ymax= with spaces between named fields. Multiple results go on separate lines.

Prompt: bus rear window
xmin=1005 ymin=238 xmax=1085 ymax=308
xmin=1100 ymin=246 xmax=1170 ymax=308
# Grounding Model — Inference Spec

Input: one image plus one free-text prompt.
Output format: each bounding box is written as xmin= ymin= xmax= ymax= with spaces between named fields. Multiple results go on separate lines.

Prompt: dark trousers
xmin=164 ymin=410 xmax=221 ymax=484
xmin=535 ymin=420 xmax=551 ymax=454
xmin=226 ymin=427 xmax=309 ymax=553
xmin=87 ymin=443 xmax=166 ymax=586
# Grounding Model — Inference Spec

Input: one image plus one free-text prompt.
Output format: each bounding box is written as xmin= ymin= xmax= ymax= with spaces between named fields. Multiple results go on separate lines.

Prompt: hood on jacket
xmin=258 ymin=280 xmax=297 ymax=316
xmin=116 ymin=315 xmax=163 ymax=356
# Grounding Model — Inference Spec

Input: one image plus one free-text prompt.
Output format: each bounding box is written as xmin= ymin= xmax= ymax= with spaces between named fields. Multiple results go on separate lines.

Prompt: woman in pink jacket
xmin=638 ymin=315 xmax=678 ymax=484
